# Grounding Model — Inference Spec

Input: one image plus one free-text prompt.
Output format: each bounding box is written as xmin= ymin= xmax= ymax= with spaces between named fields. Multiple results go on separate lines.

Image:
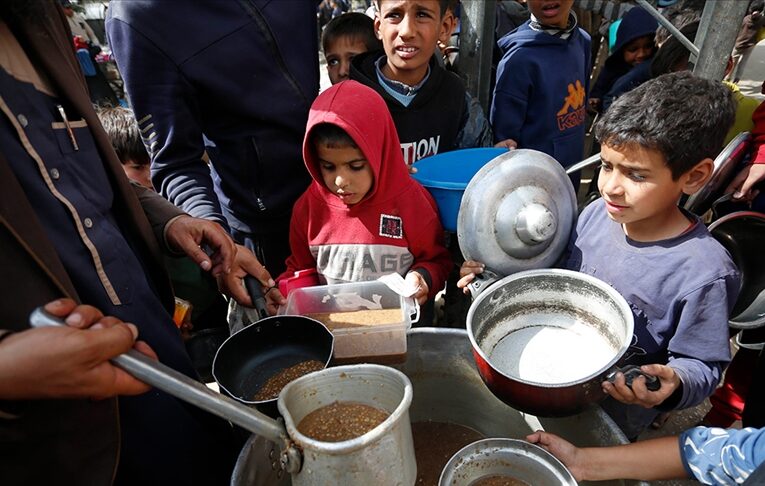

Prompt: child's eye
xmin=628 ymin=172 xmax=646 ymax=182
xmin=327 ymin=58 xmax=339 ymax=67
xmin=599 ymin=161 xmax=612 ymax=172
xmin=350 ymin=163 xmax=367 ymax=171
xmin=320 ymin=163 xmax=335 ymax=171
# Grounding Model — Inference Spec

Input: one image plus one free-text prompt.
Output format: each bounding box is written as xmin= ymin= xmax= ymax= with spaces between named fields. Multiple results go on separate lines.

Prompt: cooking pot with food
xmin=467 ymin=269 xmax=637 ymax=417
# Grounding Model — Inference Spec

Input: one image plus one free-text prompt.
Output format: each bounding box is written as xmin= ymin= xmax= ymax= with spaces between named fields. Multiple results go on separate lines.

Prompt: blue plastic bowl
xmin=412 ymin=148 xmax=507 ymax=232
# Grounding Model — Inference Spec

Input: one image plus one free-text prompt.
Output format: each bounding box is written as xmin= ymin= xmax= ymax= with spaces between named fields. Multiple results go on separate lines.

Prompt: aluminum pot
xmin=278 ymin=364 xmax=416 ymax=486
xmin=439 ymin=438 xmax=576 ymax=486
xmin=467 ymin=269 xmax=635 ymax=417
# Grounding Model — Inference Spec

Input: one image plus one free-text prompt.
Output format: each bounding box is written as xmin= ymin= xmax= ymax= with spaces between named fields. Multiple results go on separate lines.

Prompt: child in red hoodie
xmin=277 ymin=80 xmax=451 ymax=305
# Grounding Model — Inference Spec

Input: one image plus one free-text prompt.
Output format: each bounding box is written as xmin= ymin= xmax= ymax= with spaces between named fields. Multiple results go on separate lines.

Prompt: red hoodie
xmin=279 ymin=81 xmax=451 ymax=298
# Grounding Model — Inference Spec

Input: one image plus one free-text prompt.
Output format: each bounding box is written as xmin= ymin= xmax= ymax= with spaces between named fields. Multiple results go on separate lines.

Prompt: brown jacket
xmin=0 ymin=3 xmax=184 ymax=484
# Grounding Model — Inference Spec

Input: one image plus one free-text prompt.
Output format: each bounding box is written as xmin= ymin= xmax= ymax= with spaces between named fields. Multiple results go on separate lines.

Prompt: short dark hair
xmin=310 ymin=123 xmax=358 ymax=149
xmin=96 ymin=106 xmax=150 ymax=166
xmin=650 ymin=21 xmax=699 ymax=77
xmin=654 ymin=8 xmax=700 ymax=45
xmin=595 ymin=71 xmax=735 ymax=180
xmin=322 ymin=13 xmax=382 ymax=53
xmin=375 ymin=0 xmax=450 ymax=16
xmin=750 ymin=0 xmax=765 ymax=14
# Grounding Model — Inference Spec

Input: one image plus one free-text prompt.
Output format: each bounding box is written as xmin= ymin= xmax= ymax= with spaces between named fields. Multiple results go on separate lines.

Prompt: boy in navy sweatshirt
xmin=461 ymin=72 xmax=740 ymax=439
xmin=491 ymin=0 xmax=590 ymax=175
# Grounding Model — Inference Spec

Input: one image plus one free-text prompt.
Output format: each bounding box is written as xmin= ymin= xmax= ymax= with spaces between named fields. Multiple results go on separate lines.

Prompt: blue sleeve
xmin=680 ymin=427 xmax=765 ymax=485
xmin=106 ymin=18 xmax=229 ymax=229
xmin=455 ymin=93 xmax=493 ymax=148
xmin=665 ymin=275 xmax=739 ymax=410
xmin=490 ymin=50 xmax=532 ymax=144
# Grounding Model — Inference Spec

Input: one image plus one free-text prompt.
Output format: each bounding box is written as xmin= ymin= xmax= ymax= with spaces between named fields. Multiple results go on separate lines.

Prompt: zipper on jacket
xmin=237 ymin=0 xmax=310 ymax=107
xmin=250 ymin=137 xmax=266 ymax=211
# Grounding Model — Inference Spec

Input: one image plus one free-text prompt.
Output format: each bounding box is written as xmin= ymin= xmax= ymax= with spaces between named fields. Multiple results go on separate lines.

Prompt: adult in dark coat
xmin=0 ymin=1 xmax=271 ymax=483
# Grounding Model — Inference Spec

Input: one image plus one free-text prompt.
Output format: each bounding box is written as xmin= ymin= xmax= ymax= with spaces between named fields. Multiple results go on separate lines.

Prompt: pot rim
xmin=277 ymin=364 xmax=414 ymax=454
xmin=466 ymin=268 xmax=635 ymax=388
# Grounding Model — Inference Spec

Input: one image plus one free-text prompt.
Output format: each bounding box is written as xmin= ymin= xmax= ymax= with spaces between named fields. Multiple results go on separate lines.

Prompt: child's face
xmin=375 ymin=0 xmax=451 ymax=86
xmin=598 ymin=143 xmax=690 ymax=239
xmin=326 ymin=37 xmax=369 ymax=85
xmin=622 ymin=36 xmax=654 ymax=66
xmin=527 ymin=0 xmax=574 ymax=29
xmin=122 ymin=160 xmax=153 ymax=190
xmin=316 ymin=143 xmax=374 ymax=206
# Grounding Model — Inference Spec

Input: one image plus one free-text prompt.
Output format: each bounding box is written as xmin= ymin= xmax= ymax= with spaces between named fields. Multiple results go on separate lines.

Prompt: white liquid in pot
xmin=488 ymin=324 xmax=617 ymax=384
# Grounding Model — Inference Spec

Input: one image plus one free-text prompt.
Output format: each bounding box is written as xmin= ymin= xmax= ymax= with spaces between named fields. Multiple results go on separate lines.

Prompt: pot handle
xmin=467 ymin=269 xmax=501 ymax=300
xmin=244 ymin=275 xmax=270 ymax=321
xmin=605 ymin=365 xmax=661 ymax=392
xmin=28 ymin=307 xmax=302 ymax=473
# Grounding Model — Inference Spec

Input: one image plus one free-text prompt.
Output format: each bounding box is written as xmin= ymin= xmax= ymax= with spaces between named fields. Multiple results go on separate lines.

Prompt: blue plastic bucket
xmin=412 ymin=148 xmax=507 ymax=232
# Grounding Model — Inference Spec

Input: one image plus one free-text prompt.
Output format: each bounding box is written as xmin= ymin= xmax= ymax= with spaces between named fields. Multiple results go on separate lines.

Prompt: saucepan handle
xmin=467 ymin=269 xmax=501 ymax=300
xmin=403 ymin=297 xmax=420 ymax=324
xmin=28 ymin=307 xmax=298 ymax=467
xmin=605 ymin=364 xmax=661 ymax=392
xmin=244 ymin=275 xmax=270 ymax=321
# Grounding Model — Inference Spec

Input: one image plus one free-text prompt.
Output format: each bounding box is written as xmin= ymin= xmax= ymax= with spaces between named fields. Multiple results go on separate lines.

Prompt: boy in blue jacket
xmin=491 ymin=0 xmax=591 ymax=174
xmin=461 ymin=72 xmax=740 ymax=440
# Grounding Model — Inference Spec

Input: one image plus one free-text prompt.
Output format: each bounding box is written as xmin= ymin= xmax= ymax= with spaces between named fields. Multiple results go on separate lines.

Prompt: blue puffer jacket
xmin=107 ymin=0 xmax=318 ymax=234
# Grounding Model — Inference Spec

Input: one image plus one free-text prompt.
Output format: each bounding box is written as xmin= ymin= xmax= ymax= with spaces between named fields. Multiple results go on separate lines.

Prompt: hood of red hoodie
xmin=303 ymin=80 xmax=413 ymax=209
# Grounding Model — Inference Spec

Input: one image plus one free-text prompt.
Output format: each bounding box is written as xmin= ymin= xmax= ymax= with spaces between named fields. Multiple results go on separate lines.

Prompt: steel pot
xmin=439 ymin=438 xmax=576 ymax=486
xmin=467 ymin=269 xmax=635 ymax=417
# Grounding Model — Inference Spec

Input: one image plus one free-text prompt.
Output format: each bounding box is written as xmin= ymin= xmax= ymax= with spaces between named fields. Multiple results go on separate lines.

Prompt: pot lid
xmin=457 ymin=149 xmax=577 ymax=275
xmin=684 ymin=131 xmax=751 ymax=216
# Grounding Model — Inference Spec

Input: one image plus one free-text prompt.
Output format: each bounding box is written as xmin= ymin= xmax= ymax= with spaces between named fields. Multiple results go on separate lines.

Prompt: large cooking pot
xmin=467 ymin=269 xmax=637 ymax=417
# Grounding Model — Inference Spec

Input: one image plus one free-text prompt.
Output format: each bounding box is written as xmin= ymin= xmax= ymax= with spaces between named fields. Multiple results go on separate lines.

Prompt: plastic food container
xmin=278 ymin=281 xmax=419 ymax=363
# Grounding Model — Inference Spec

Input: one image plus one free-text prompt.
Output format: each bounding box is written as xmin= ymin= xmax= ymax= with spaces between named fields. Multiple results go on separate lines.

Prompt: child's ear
xmin=681 ymin=158 xmax=714 ymax=195
xmin=374 ymin=15 xmax=383 ymax=40
xmin=439 ymin=11 xmax=456 ymax=44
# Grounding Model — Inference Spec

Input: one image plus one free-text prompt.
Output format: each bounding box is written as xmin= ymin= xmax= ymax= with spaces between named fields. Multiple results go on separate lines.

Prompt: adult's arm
xmin=726 ymin=100 xmax=765 ymax=200
xmin=107 ymin=17 xmax=228 ymax=229
xmin=680 ymin=426 xmax=765 ymax=484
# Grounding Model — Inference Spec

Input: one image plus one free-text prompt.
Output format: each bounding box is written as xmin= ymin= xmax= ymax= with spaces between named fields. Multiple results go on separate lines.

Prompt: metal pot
xmin=232 ymin=328 xmax=646 ymax=486
xmin=467 ymin=269 xmax=635 ymax=417
xmin=278 ymin=365 xmax=416 ymax=486
xmin=439 ymin=438 xmax=576 ymax=486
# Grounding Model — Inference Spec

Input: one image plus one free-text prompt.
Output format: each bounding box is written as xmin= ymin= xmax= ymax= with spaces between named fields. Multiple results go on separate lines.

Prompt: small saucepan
xmin=467 ymin=269 xmax=658 ymax=417
xmin=212 ymin=276 xmax=334 ymax=416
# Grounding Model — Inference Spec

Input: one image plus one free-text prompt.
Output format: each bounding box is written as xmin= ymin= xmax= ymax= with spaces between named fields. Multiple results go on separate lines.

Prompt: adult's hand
xmin=217 ymin=244 xmax=286 ymax=312
xmin=725 ymin=163 xmax=765 ymax=202
xmin=601 ymin=364 xmax=681 ymax=408
xmin=527 ymin=431 xmax=587 ymax=481
xmin=165 ymin=215 xmax=236 ymax=277
xmin=0 ymin=299 xmax=156 ymax=401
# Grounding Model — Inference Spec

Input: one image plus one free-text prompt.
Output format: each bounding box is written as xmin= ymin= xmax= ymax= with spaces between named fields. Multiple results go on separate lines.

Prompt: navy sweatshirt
xmin=491 ymin=21 xmax=590 ymax=169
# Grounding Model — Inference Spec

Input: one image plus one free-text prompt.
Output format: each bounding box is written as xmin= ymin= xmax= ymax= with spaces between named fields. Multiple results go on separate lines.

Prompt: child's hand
xmin=264 ymin=286 xmax=287 ymax=316
xmin=457 ymin=260 xmax=485 ymax=295
xmin=494 ymin=138 xmax=517 ymax=150
xmin=526 ymin=431 xmax=587 ymax=481
xmin=601 ymin=364 xmax=681 ymax=408
xmin=405 ymin=271 xmax=429 ymax=305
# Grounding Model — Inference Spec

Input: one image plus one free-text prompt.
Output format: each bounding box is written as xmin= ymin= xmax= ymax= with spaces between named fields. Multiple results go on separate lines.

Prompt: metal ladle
xmin=29 ymin=307 xmax=303 ymax=473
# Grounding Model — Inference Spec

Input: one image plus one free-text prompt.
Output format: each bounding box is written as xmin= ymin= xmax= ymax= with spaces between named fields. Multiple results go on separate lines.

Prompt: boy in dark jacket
xmin=350 ymin=0 xmax=497 ymax=166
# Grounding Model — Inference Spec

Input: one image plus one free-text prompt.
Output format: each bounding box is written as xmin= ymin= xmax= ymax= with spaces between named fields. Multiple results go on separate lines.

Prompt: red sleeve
xmin=751 ymin=101 xmax=765 ymax=164
xmin=277 ymin=197 xmax=317 ymax=283
xmin=407 ymin=212 xmax=452 ymax=300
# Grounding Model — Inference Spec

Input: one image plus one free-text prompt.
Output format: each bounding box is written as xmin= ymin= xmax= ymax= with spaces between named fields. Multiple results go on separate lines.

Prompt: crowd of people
xmin=1 ymin=0 xmax=765 ymax=484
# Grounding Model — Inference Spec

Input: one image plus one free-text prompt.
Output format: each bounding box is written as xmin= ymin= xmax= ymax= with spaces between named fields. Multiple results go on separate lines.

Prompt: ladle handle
xmin=28 ymin=307 xmax=290 ymax=446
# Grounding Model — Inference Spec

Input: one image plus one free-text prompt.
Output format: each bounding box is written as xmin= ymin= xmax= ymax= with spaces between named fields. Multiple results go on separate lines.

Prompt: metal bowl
xmin=439 ymin=438 xmax=576 ymax=486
